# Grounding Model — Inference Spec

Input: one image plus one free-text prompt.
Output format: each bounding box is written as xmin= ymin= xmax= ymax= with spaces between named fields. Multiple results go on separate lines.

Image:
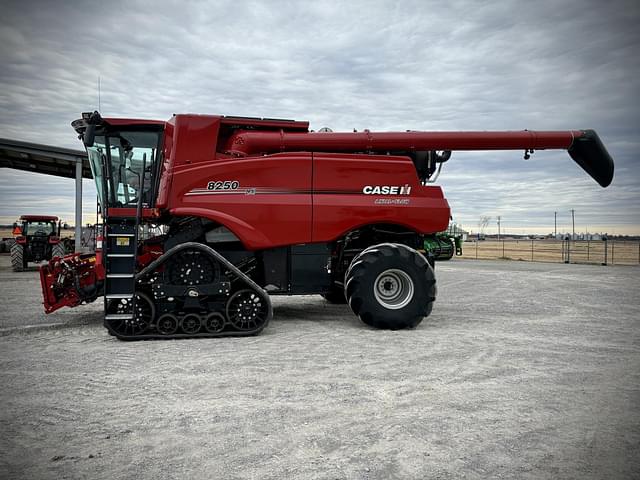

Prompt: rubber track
xmin=107 ymin=242 xmax=273 ymax=340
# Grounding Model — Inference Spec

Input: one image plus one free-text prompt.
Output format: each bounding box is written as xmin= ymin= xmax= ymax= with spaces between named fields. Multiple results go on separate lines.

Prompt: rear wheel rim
xmin=373 ymin=269 xmax=414 ymax=310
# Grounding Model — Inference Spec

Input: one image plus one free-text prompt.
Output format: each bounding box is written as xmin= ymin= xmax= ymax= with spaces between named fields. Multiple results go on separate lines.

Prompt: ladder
xmin=104 ymin=219 xmax=138 ymax=323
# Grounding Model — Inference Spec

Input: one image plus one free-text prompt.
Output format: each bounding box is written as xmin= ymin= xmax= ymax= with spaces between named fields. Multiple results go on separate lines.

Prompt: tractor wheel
xmin=442 ymin=238 xmax=455 ymax=260
xmin=11 ymin=243 xmax=25 ymax=272
xmin=345 ymin=243 xmax=436 ymax=330
xmin=321 ymin=286 xmax=347 ymax=304
xmin=51 ymin=243 xmax=65 ymax=260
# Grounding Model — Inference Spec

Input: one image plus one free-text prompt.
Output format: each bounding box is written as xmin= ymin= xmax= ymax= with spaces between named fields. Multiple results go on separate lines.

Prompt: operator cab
xmin=72 ymin=112 xmax=163 ymax=210
xmin=18 ymin=217 xmax=57 ymax=237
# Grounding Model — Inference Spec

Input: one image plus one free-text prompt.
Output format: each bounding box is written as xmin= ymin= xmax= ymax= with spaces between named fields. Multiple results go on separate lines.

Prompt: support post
xmin=611 ymin=240 xmax=615 ymax=265
xmin=531 ymin=239 xmax=534 ymax=261
xmin=75 ymin=159 xmax=83 ymax=253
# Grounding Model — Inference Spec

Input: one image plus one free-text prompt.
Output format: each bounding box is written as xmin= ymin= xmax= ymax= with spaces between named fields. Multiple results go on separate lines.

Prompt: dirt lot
xmin=0 ymin=256 xmax=639 ymax=479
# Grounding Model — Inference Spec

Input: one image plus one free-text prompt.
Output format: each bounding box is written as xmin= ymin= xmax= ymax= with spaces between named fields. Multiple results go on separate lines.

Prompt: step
xmin=105 ymin=294 xmax=134 ymax=300
xmin=107 ymin=233 xmax=135 ymax=237
xmin=105 ymin=314 xmax=133 ymax=320
xmin=107 ymin=253 xmax=135 ymax=258
xmin=106 ymin=273 xmax=135 ymax=278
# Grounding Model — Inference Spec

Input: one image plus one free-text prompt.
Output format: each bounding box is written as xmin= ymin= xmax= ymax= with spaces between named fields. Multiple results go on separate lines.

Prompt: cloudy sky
xmin=1 ymin=0 xmax=638 ymax=235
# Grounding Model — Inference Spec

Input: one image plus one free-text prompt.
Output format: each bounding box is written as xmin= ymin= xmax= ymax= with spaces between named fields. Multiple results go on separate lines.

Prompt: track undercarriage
xmin=105 ymin=242 xmax=272 ymax=340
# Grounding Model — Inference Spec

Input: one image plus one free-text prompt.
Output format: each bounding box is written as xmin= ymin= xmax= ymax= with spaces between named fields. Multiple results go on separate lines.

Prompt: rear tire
xmin=345 ymin=243 xmax=436 ymax=330
xmin=51 ymin=243 xmax=65 ymax=260
xmin=11 ymin=243 xmax=24 ymax=272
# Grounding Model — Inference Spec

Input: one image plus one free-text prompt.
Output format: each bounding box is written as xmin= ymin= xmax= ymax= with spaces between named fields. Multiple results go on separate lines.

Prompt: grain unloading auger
xmin=223 ymin=128 xmax=613 ymax=187
xmin=40 ymin=112 xmax=614 ymax=340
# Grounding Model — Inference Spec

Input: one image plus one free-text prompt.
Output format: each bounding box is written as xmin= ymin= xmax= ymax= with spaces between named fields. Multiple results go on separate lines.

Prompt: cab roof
xmin=20 ymin=215 xmax=58 ymax=221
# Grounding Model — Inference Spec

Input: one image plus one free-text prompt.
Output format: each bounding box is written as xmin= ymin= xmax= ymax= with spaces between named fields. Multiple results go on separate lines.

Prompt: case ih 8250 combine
xmin=40 ymin=111 xmax=613 ymax=340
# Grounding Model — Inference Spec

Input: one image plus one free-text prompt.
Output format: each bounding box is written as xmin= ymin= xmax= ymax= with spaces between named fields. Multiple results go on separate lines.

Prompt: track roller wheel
xmin=106 ymin=292 xmax=155 ymax=336
xmin=157 ymin=313 xmax=179 ymax=335
xmin=181 ymin=313 xmax=202 ymax=334
xmin=226 ymin=289 xmax=269 ymax=331
xmin=345 ymin=243 xmax=436 ymax=330
xmin=204 ymin=312 xmax=226 ymax=333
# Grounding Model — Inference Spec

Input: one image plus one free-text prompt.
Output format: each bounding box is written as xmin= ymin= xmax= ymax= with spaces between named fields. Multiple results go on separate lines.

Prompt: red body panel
xmin=312 ymin=154 xmax=449 ymax=242
xmin=164 ymin=150 xmax=450 ymax=249
xmin=168 ymin=153 xmax=313 ymax=249
xmin=158 ymin=114 xmax=453 ymax=249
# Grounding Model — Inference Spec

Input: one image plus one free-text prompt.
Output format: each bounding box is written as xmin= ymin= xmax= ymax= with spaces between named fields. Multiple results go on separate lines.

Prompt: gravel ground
xmin=0 ymin=256 xmax=639 ymax=479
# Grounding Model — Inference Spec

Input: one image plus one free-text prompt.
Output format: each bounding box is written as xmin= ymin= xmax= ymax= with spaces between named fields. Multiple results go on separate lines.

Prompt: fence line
xmin=461 ymin=239 xmax=640 ymax=266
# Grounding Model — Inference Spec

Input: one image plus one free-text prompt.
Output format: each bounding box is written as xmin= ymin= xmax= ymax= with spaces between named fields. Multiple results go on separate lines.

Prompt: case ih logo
xmin=362 ymin=184 xmax=412 ymax=195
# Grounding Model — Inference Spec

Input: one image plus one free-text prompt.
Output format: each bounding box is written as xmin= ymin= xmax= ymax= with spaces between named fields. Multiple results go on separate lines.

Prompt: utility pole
xmin=554 ymin=211 xmax=557 ymax=237
xmin=497 ymin=216 xmax=501 ymax=241
xmin=571 ymin=209 xmax=575 ymax=240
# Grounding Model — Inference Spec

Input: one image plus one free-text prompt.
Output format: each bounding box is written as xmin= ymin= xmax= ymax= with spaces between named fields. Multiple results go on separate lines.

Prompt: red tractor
xmin=40 ymin=111 xmax=614 ymax=340
xmin=11 ymin=215 xmax=65 ymax=272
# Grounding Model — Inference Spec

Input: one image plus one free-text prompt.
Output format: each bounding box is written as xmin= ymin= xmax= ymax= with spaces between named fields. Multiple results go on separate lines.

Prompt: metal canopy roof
xmin=0 ymin=138 xmax=91 ymax=179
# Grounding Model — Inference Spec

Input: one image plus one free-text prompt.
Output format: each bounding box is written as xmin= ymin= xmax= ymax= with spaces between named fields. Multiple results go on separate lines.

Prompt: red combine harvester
xmin=40 ymin=111 xmax=614 ymax=340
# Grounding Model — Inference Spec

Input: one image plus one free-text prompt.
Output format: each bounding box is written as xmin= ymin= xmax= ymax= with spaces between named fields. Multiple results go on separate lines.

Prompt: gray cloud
xmin=1 ymin=0 xmax=639 ymax=234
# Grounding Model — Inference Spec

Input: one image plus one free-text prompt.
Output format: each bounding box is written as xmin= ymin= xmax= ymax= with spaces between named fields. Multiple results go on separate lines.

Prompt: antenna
xmin=98 ymin=76 xmax=101 ymax=112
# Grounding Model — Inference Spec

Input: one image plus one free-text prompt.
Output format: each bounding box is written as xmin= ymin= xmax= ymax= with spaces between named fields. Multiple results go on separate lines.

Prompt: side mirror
xmin=84 ymin=124 xmax=96 ymax=147
xmin=83 ymin=110 xmax=102 ymax=148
